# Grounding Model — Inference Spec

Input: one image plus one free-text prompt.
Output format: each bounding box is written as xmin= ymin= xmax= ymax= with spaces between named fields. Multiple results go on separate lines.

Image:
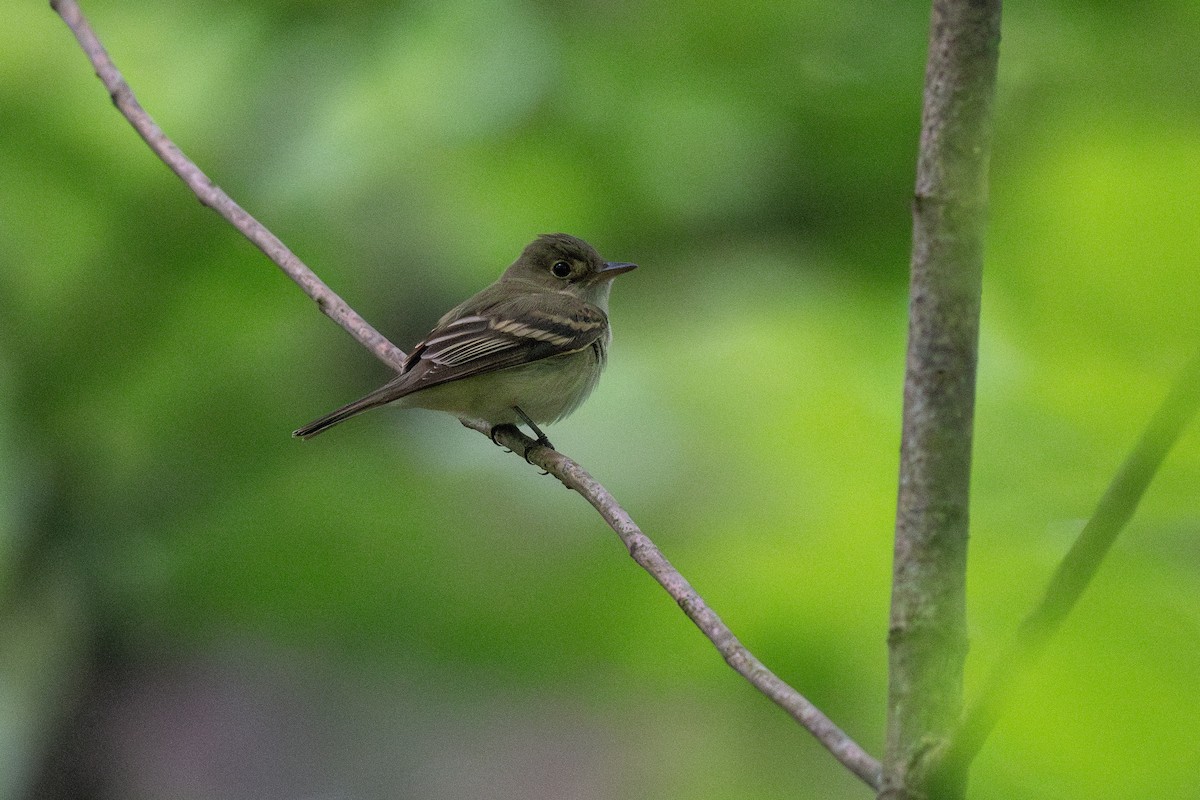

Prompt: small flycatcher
xmin=293 ymin=233 xmax=636 ymax=448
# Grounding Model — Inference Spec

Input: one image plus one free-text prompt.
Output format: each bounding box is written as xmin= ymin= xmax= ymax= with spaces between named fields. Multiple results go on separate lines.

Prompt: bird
xmin=293 ymin=233 xmax=636 ymax=450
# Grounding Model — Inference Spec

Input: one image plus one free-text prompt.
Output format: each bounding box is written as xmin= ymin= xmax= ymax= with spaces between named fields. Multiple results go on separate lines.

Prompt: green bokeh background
xmin=3 ymin=1 xmax=1198 ymax=798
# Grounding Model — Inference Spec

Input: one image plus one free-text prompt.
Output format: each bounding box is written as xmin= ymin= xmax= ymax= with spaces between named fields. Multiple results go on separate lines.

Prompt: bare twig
xmin=468 ymin=421 xmax=884 ymax=788
xmin=885 ymin=1 xmax=1001 ymax=798
xmin=938 ymin=346 xmax=1200 ymax=775
xmin=53 ymin=0 xmax=883 ymax=788
xmin=50 ymin=0 xmax=406 ymax=372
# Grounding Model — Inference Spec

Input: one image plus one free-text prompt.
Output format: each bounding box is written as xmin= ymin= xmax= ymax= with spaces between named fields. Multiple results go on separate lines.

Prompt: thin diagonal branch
xmin=938 ymin=346 xmax=1200 ymax=775
xmin=467 ymin=421 xmax=883 ymax=788
xmin=53 ymin=0 xmax=883 ymax=788
xmin=50 ymin=0 xmax=406 ymax=373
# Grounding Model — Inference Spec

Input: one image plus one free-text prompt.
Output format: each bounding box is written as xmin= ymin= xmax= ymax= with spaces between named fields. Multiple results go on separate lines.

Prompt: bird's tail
xmin=292 ymin=386 xmax=399 ymax=439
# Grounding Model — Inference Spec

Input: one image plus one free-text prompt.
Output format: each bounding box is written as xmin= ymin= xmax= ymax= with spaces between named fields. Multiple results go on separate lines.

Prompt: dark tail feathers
xmin=292 ymin=392 xmax=394 ymax=439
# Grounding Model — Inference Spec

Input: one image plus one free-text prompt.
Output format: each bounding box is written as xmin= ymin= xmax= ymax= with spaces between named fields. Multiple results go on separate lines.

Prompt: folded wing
xmin=397 ymin=293 xmax=609 ymax=393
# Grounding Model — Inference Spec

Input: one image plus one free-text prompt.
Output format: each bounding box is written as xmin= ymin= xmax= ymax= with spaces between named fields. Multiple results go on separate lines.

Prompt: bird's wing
xmin=394 ymin=293 xmax=608 ymax=394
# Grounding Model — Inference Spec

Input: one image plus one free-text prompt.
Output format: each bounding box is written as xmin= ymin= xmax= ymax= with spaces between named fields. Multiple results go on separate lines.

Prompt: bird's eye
xmin=551 ymin=260 xmax=572 ymax=278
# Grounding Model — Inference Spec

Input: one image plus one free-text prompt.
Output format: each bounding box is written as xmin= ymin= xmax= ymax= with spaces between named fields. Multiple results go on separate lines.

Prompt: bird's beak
xmin=596 ymin=261 xmax=638 ymax=281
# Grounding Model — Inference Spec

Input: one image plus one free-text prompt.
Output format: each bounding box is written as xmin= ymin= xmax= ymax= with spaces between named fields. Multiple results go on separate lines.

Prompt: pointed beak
xmin=596 ymin=261 xmax=638 ymax=281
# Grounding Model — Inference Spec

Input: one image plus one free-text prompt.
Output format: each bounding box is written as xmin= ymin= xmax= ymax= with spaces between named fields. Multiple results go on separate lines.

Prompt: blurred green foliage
xmin=2 ymin=0 xmax=1198 ymax=798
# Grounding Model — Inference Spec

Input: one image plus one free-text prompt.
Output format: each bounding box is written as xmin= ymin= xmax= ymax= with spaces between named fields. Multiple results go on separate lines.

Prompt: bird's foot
xmin=488 ymin=423 xmax=519 ymax=453
xmin=512 ymin=406 xmax=554 ymax=455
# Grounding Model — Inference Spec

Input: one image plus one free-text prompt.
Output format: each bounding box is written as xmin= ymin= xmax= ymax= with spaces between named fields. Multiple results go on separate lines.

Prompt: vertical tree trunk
xmin=884 ymin=1 xmax=1002 ymax=798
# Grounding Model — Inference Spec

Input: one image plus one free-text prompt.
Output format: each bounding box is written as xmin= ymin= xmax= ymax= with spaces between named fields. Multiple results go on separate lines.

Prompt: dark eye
xmin=551 ymin=260 xmax=572 ymax=278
